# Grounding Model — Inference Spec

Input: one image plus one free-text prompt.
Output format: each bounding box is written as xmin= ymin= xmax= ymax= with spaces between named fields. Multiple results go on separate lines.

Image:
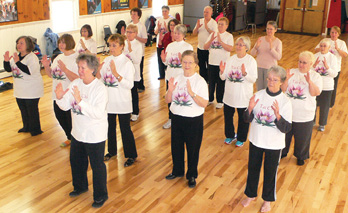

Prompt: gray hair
xmin=267 ymin=65 xmax=287 ymax=83
xmin=76 ymin=53 xmax=99 ymax=76
xmin=299 ymin=51 xmax=315 ymax=65
xmin=181 ymin=50 xmax=199 ymax=65
xmin=267 ymin=21 xmax=278 ymax=29
xmin=204 ymin=6 xmax=213 ymax=12
xmin=236 ymin=36 xmax=251 ymax=51
xmin=174 ymin=24 xmax=187 ymax=36
xmin=320 ymin=38 xmax=331 ymax=47
xmin=162 ymin=5 xmax=170 ymax=11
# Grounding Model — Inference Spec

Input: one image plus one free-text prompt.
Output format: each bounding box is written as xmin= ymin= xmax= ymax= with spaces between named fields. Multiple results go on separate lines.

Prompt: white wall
xmin=0 ymin=4 xmax=183 ymax=70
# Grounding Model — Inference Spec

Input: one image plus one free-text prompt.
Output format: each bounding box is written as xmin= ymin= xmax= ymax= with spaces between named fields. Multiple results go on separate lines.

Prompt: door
xmin=283 ymin=0 xmax=303 ymax=32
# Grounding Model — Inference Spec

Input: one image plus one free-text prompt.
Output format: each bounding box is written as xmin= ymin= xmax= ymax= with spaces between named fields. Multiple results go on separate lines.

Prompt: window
xmin=152 ymin=0 xmax=168 ymax=17
xmin=51 ymin=0 xmax=77 ymax=33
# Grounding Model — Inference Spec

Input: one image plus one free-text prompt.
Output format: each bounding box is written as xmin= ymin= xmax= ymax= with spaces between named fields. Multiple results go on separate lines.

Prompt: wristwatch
xmin=116 ymin=75 xmax=121 ymax=80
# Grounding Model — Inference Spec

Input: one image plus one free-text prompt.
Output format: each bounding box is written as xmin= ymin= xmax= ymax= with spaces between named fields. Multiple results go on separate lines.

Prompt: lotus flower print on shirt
xmin=255 ymin=110 xmax=275 ymax=127
xmin=52 ymin=67 xmax=66 ymax=80
xmin=71 ymin=100 xmax=83 ymax=115
xmin=169 ymin=56 xmax=182 ymax=68
xmin=211 ymin=40 xmax=222 ymax=49
xmin=102 ymin=72 xmax=118 ymax=87
xmin=287 ymin=85 xmax=306 ymax=100
xmin=227 ymin=70 xmax=243 ymax=83
xmin=315 ymin=66 xmax=328 ymax=76
xmin=125 ymin=53 xmax=132 ymax=61
xmin=173 ymin=92 xmax=192 ymax=106
xmin=12 ymin=66 xmax=23 ymax=79
xmin=78 ymin=48 xmax=85 ymax=54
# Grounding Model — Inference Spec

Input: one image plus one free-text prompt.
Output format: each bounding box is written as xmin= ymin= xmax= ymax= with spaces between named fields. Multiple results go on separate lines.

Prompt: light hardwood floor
xmin=0 ymin=29 xmax=347 ymax=212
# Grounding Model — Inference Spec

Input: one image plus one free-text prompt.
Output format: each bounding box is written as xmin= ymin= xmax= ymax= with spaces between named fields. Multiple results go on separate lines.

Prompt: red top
xmin=158 ymin=32 xmax=174 ymax=51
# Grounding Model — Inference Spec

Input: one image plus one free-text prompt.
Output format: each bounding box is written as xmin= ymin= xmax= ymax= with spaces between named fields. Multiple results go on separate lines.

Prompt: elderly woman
xmin=281 ymin=51 xmax=322 ymax=166
xmin=158 ymin=19 xmax=180 ymax=52
xmin=42 ymin=34 xmax=79 ymax=147
xmin=75 ymin=24 xmax=97 ymax=54
xmin=98 ymin=34 xmax=138 ymax=167
xmin=164 ymin=50 xmax=208 ymax=188
xmin=250 ymin=21 xmax=282 ymax=91
xmin=3 ymin=36 xmax=44 ymax=136
xmin=55 ymin=54 xmax=108 ymax=208
xmin=219 ymin=36 xmax=257 ymax=147
xmin=315 ymin=26 xmax=347 ymax=108
xmin=313 ymin=39 xmax=337 ymax=132
xmin=241 ymin=66 xmax=292 ymax=212
xmin=124 ymin=24 xmax=143 ymax=121
xmin=204 ymin=17 xmax=234 ymax=109
xmin=161 ymin=24 xmax=193 ymax=129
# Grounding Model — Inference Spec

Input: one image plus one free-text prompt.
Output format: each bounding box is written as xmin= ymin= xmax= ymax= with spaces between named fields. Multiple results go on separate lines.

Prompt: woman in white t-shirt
xmin=241 ymin=66 xmax=292 ymax=213
xmin=204 ymin=17 xmax=234 ymax=109
xmin=75 ymin=24 xmax=97 ymax=55
xmin=281 ymin=51 xmax=322 ymax=166
xmin=164 ymin=50 xmax=208 ymax=188
xmin=42 ymin=34 xmax=79 ymax=147
xmin=219 ymin=36 xmax=257 ymax=147
xmin=3 ymin=36 xmax=44 ymax=136
xmin=98 ymin=34 xmax=138 ymax=167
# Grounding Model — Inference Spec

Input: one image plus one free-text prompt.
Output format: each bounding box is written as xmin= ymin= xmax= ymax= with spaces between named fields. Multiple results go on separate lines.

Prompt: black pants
xmin=330 ymin=72 xmax=340 ymax=107
xmin=315 ymin=90 xmax=332 ymax=126
xmin=53 ymin=100 xmax=72 ymax=140
xmin=138 ymin=56 xmax=145 ymax=90
xmin=197 ymin=48 xmax=209 ymax=83
xmin=131 ymin=81 xmax=139 ymax=115
xmin=208 ymin=65 xmax=225 ymax=103
xmin=171 ymin=114 xmax=203 ymax=179
xmin=16 ymin=98 xmax=42 ymax=135
xmin=70 ymin=137 xmax=108 ymax=201
xmin=157 ymin=47 xmax=165 ymax=79
xmin=245 ymin=142 xmax=281 ymax=202
xmin=107 ymin=113 xmax=137 ymax=158
xmin=166 ymin=80 xmax=173 ymax=119
xmin=282 ymin=121 xmax=313 ymax=160
xmin=224 ymin=106 xmax=249 ymax=142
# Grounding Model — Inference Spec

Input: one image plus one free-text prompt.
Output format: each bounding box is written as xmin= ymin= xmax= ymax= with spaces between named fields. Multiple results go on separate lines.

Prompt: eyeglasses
xmin=235 ymin=43 xmax=246 ymax=47
xmin=320 ymin=45 xmax=328 ymax=47
xmin=267 ymin=78 xmax=280 ymax=82
xmin=126 ymin=31 xmax=135 ymax=34
xmin=182 ymin=61 xmax=195 ymax=65
xmin=298 ymin=60 xmax=308 ymax=65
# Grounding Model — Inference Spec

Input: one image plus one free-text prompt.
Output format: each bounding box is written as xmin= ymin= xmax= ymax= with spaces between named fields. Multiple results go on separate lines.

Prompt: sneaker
xmin=69 ymin=189 xmax=88 ymax=197
xmin=60 ymin=140 xmax=71 ymax=147
xmin=131 ymin=114 xmax=139 ymax=121
xmin=216 ymin=103 xmax=224 ymax=109
xmin=235 ymin=141 xmax=244 ymax=147
xmin=318 ymin=125 xmax=325 ymax=132
xmin=208 ymin=101 xmax=213 ymax=106
xmin=92 ymin=197 xmax=108 ymax=208
xmin=297 ymin=159 xmax=305 ymax=166
xmin=224 ymin=136 xmax=237 ymax=145
xmin=163 ymin=119 xmax=172 ymax=129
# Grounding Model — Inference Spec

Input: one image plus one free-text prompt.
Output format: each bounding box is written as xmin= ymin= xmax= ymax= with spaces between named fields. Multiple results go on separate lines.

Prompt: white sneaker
xmin=131 ymin=114 xmax=139 ymax=121
xmin=216 ymin=103 xmax=224 ymax=109
xmin=163 ymin=119 xmax=172 ymax=129
xmin=208 ymin=101 xmax=213 ymax=106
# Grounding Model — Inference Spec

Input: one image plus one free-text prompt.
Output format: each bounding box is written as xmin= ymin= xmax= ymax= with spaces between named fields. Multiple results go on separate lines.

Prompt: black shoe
xmin=297 ymin=159 xmax=305 ymax=166
xmin=124 ymin=158 xmax=136 ymax=167
xmin=69 ymin=189 xmax=88 ymax=197
xmin=158 ymin=77 xmax=164 ymax=80
xmin=31 ymin=130 xmax=43 ymax=136
xmin=188 ymin=177 xmax=196 ymax=188
xmin=281 ymin=153 xmax=287 ymax=159
xmin=18 ymin=128 xmax=29 ymax=133
xmin=104 ymin=153 xmax=116 ymax=161
xmin=92 ymin=197 xmax=108 ymax=208
xmin=165 ymin=173 xmax=184 ymax=180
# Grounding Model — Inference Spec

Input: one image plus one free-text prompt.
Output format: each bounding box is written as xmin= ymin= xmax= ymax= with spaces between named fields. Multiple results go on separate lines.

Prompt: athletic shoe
xmin=318 ymin=125 xmax=325 ymax=132
xmin=131 ymin=114 xmax=139 ymax=121
xmin=208 ymin=101 xmax=213 ymax=106
xmin=163 ymin=119 xmax=171 ymax=129
xmin=235 ymin=141 xmax=244 ymax=147
xmin=216 ymin=103 xmax=224 ymax=109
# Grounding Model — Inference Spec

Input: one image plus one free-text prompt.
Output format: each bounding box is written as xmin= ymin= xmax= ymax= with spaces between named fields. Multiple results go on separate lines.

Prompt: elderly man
xmin=192 ymin=6 xmax=218 ymax=83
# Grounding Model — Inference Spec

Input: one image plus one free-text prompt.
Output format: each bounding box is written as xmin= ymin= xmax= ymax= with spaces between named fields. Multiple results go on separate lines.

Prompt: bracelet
xmin=84 ymin=48 xmax=88 ymax=51
xmin=116 ymin=75 xmax=121 ymax=80
xmin=192 ymin=93 xmax=197 ymax=98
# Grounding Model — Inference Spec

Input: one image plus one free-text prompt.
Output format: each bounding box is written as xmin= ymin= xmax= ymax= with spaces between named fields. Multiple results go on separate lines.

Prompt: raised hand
xmin=72 ymin=86 xmax=82 ymax=103
xmin=217 ymin=33 xmax=222 ymax=43
xmin=196 ymin=19 xmax=202 ymax=29
xmin=110 ymin=60 xmax=119 ymax=77
xmin=186 ymin=79 xmax=192 ymax=95
xmin=3 ymin=51 xmax=13 ymax=61
xmin=80 ymin=39 xmax=86 ymax=50
xmin=13 ymin=52 xmax=19 ymax=63
xmin=168 ymin=77 xmax=177 ymax=93
xmin=219 ymin=61 xmax=226 ymax=75
xmin=55 ymin=83 xmax=69 ymax=100
xmin=271 ymin=99 xmax=281 ymax=120
xmin=313 ymin=57 xmax=320 ymax=68
xmin=286 ymin=69 xmax=294 ymax=80
xmin=41 ymin=55 xmax=51 ymax=68
xmin=304 ymin=72 xmax=311 ymax=83
xmin=127 ymin=39 xmax=132 ymax=52
xmin=255 ymin=37 xmax=262 ymax=49
xmin=248 ymin=95 xmax=259 ymax=114
xmin=160 ymin=50 xmax=167 ymax=63
xmin=58 ymin=60 xmax=67 ymax=72
xmin=323 ymin=57 xmax=329 ymax=69
xmin=178 ymin=52 xmax=182 ymax=61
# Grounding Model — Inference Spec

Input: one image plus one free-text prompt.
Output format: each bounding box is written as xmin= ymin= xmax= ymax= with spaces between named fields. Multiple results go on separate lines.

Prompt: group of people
xmin=3 ymin=4 xmax=347 ymax=212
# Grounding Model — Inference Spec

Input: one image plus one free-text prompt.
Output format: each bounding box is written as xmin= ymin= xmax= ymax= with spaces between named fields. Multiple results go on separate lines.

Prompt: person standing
xmin=75 ymin=24 xmax=97 ymax=55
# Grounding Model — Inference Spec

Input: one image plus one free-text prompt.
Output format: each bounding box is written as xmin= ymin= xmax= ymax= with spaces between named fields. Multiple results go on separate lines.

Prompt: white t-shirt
xmin=195 ymin=18 xmax=218 ymax=50
xmin=285 ymin=68 xmax=322 ymax=122
xmin=316 ymin=39 xmax=348 ymax=72
xmin=133 ymin=21 xmax=147 ymax=56
xmin=56 ymin=78 xmax=108 ymax=143
xmin=75 ymin=38 xmax=97 ymax=54
xmin=313 ymin=52 xmax=338 ymax=90
xmin=124 ymin=39 xmax=143 ymax=82
xmin=170 ymin=73 xmax=208 ymax=117
xmin=164 ymin=40 xmax=193 ymax=81
xmin=99 ymin=54 xmax=134 ymax=114
xmin=9 ymin=52 xmax=44 ymax=99
xmin=155 ymin=17 xmax=173 ymax=47
xmin=51 ymin=52 xmax=79 ymax=100
xmin=249 ymin=89 xmax=292 ymax=150
xmin=220 ymin=54 xmax=257 ymax=108
xmin=206 ymin=31 xmax=234 ymax=65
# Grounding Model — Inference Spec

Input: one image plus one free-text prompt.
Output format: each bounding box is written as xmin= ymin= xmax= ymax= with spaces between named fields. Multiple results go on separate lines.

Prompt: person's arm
xmin=41 ymin=55 xmax=52 ymax=78
xmin=250 ymin=37 xmax=261 ymax=57
xmin=274 ymin=116 xmax=292 ymax=133
xmin=3 ymin=61 xmax=11 ymax=72
xmin=154 ymin=20 xmax=160 ymax=35
xmin=243 ymin=58 xmax=257 ymax=83
xmin=269 ymin=39 xmax=282 ymax=60
xmin=219 ymin=33 xmax=233 ymax=52
xmin=78 ymin=84 xmax=108 ymax=119
xmin=243 ymin=108 xmax=254 ymax=123
xmin=128 ymin=42 xmax=142 ymax=65
xmin=186 ymin=79 xmax=208 ymax=108
xmin=15 ymin=61 xmax=30 ymax=75
xmin=113 ymin=60 xmax=134 ymax=89
xmin=335 ymin=41 xmax=348 ymax=58
xmin=281 ymin=69 xmax=294 ymax=92
xmin=192 ymin=19 xmax=202 ymax=36
xmin=165 ymin=77 xmax=176 ymax=103
xmin=136 ymin=25 xmax=148 ymax=44
xmin=203 ymin=33 xmax=214 ymax=50
xmin=305 ymin=72 xmax=321 ymax=96
xmin=273 ymin=100 xmax=292 ymax=133
xmin=58 ymin=60 xmax=79 ymax=82
xmin=324 ymin=56 xmax=338 ymax=78
xmin=55 ymin=82 xmax=73 ymax=111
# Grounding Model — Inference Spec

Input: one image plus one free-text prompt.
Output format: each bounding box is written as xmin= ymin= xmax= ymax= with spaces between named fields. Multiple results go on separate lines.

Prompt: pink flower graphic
xmin=12 ymin=66 xmax=23 ymax=78
xmin=102 ymin=72 xmax=118 ymax=87
xmin=71 ymin=100 xmax=83 ymax=115
xmin=227 ymin=70 xmax=243 ymax=82
xmin=169 ymin=56 xmax=182 ymax=68
xmin=211 ymin=40 xmax=222 ymax=49
xmin=287 ymin=85 xmax=306 ymax=100
xmin=52 ymin=67 xmax=66 ymax=80
xmin=315 ymin=66 xmax=328 ymax=76
xmin=78 ymin=48 xmax=85 ymax=54
xmin=255 ymin=110 xmax=275 ymax=127
xmin=173 ymin=92 xmax=192 ymax=106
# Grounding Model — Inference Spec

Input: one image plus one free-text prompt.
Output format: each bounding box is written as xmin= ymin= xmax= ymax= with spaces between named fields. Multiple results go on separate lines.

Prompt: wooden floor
xmin=1 ymin=29 xmax=348 ymax=213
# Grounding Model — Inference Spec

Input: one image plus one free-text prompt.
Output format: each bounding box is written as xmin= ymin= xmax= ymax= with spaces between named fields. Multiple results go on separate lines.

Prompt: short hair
xmin=80 ymin=24 xmax=93 ymax=37
xmin=130 ymin=7 xmax=142 ymax=18
xmin=299 ymin=51 xmax=315 ymax=65
xmin=167 ymin=19 xmax=180 ymax=33
xmin=235 ymin=36 xmax=251 ymax=51
xmin=126 ymin=24 xmax=138 ymax=34
xmin=108 ymin=33 xmax=125 ymax=47
xmin=204 ymin=6 xmax=213 ymax=12
xmin=162 ymin=5 xmax=170 ymax=11
xmin=267 ymin=65 xmax=287 ymax=83
xmin=76 ymin=53 xmax=99 ymax=76
xmin=174 ymin=24 xmax=187 ymax=36
xmin=331 ymin=26 xmax=341 ymax=35
xmin=181 ymin=50 xmax=199 ymax=65
xmin=218 ymin=17 xmax=229 ymax=26
xmin=267 ymin=21 xmax=278 ymax=29
xmin=16 ymin=36 xmax=35 ymax=52
xmin=58 ymin=34 xmax=75 ymax=50
xmin=320 ymin=38 xmax=331 ymax=47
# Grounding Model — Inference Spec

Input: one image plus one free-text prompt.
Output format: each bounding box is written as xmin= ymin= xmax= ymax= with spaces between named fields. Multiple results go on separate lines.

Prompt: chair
xmin=102 ymin=25 xmax=112 ymax=55
xmin=175 ymin=13 xmax=191 ymax=34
